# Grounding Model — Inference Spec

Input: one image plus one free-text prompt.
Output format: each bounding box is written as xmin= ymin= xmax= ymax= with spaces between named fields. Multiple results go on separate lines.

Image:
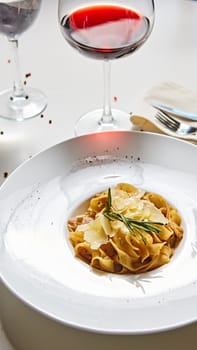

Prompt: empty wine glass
xmin=0 ymin=0 xmax=47 ymax=121
xmin=58 ymin=0 xmax=155 ymax=135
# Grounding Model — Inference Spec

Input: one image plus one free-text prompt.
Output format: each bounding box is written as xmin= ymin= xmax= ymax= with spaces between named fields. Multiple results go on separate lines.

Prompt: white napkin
xmin=144 ymin=81 xmax=197 ymax=114
xmin=130 ymin=81 xmax=197 ymax=143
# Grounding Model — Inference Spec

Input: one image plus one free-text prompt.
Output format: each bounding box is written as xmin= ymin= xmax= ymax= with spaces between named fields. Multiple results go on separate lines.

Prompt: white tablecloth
xmin=0 ymin=0 xmax=197 ymax=349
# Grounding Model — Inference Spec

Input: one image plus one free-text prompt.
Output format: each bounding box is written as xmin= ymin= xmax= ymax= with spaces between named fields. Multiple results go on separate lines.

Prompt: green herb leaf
xmin=103 ymin=188 xmax=164 ymax=244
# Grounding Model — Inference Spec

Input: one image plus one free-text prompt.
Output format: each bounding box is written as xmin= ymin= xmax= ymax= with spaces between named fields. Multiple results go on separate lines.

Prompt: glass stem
xmin=8 ymin=38 xmax=26 ymax=98
xmin=101 ymin=60 xmax=114 ymax=124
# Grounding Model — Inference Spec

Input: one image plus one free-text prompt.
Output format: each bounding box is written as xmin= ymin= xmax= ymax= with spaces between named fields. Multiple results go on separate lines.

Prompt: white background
xmin=0 ymin=0 xmax=197 ymax=349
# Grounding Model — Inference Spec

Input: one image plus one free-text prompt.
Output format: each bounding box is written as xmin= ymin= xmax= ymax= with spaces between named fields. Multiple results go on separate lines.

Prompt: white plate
xmin=0 ymin=131 xmax=197 ymax=334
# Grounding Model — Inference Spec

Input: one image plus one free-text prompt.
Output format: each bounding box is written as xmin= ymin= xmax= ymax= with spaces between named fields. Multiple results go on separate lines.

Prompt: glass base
xmin=0 ymin=87 xmax=47 ymax=121
xmin=74 ymin=108 xmax=131 ymax=136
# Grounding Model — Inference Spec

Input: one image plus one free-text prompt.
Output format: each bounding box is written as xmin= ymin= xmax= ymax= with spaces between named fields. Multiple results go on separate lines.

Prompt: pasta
xmin=67 ymin=183 xmax=183 ymax=274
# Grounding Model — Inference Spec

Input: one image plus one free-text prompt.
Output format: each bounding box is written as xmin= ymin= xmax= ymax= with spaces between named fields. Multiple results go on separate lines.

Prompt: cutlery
xmin=155 ymin=110 xmax=197 ymax=136
xmin=151 ymin=102 xmax=197 ymax=121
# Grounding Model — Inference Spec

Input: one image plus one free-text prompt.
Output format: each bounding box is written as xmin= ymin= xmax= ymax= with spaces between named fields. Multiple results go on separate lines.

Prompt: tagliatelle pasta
xmin=67 ymin=183 xmax=183 ymax=274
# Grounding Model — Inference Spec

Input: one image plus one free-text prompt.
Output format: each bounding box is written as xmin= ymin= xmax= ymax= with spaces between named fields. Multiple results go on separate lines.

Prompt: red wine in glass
xmin=58 ymin=0 xmax=155 ymax=135
xmin=61 ymin=4 xmax=150 ymax=60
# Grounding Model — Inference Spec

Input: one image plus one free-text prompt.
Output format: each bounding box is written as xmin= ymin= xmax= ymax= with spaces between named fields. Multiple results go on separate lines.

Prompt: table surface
xmin=0 ymin=0 xmax=197 ymax=349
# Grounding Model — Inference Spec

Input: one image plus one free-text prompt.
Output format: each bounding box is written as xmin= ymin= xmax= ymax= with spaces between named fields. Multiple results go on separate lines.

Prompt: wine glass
xmin=0 ymin=0 xmax=47 ymax=121
xmin=58 ymin=0 xmax=155 ymax=135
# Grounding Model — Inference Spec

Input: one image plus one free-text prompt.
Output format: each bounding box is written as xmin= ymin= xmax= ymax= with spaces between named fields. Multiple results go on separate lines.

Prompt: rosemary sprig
xmin=103 ymin=188 xmax=164 ymax=244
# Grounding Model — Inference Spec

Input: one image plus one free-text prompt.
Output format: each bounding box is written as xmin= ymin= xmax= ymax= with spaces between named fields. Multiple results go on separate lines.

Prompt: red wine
xmin=61 ymin=4 xmax=151 ymax=60
xmin=0 ymin=1 xmax=41 ymax=38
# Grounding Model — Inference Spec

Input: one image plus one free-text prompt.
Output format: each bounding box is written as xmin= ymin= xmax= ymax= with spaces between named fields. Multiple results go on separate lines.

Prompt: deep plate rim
xmin=0 ymin=130 xmax=197 ymax=334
